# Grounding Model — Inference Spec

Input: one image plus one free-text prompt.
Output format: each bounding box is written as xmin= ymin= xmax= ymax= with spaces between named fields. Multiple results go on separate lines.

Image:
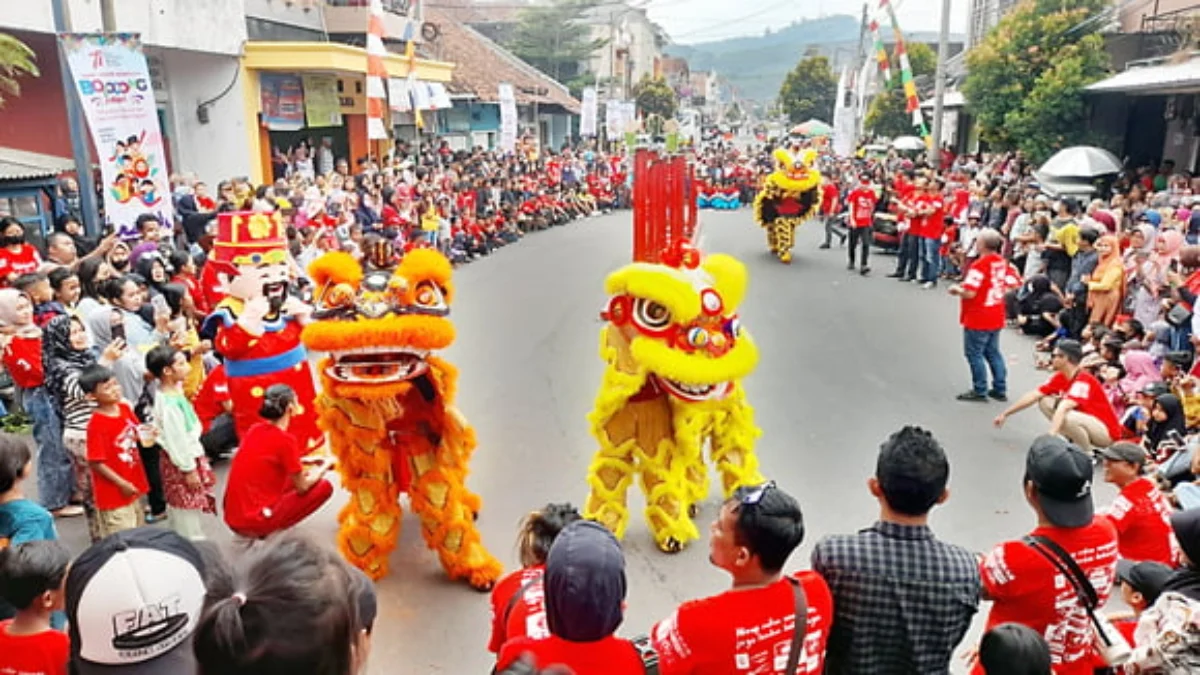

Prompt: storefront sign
xmin=581 ymin=87 xmax=597 ymax=137
xmin=60 ymin=33 xmax=173 ymax=238
xmin=302 ymin=74 xmax=343 ymax=128
xmin=260 ymin=73 xmax=305 ymax=131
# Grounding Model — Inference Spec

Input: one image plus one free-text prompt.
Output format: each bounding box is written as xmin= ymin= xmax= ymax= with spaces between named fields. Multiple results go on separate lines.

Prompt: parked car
xmin=872 ymin=213 xmax=900 ymax=250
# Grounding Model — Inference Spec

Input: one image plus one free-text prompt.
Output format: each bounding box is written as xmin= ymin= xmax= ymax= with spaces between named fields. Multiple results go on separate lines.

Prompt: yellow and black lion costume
xmin=753 ymin=148 xmax=822 ymax=263
xmin=301 ymin=246 xmax=502 ymax=590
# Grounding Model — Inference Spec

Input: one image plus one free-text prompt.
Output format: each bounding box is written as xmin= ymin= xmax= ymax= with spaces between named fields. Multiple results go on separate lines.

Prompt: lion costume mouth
xmin=325 ymin=347 xmax=430 ymax=383
xmin=655 ymin=376 xmax=733 ymax=402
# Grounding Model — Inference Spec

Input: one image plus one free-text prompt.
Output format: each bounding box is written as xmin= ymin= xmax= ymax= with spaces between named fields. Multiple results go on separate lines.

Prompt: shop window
xmin=0 ymin=191 xmax=49 ymax=235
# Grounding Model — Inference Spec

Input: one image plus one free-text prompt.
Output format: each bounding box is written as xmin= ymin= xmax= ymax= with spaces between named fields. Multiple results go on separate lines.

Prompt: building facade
xmin=967 ymin=0 xmax=1020 ymax=47
xmin=580 ymin=3 xmax=666 ymax=100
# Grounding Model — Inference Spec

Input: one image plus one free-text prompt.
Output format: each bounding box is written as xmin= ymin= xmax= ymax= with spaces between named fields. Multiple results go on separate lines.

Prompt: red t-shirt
xmin=86 ymin=403 xmax=149 ymax=510
xmin=960 ymin=253 xmax=1020 ymax=331
xmin=0 ymin=620 xmax=69 ymax=675
xmin=978 ymin=519 xmax=1118 ymax=675
xmin=820 ymin=182 xmax=839 ymax=215
xmin=497 ymin=634 xmax=643 ymax=675
xmin=192 ymin=365 xmax=230 ymax=433
xmin=2 ymin=333 xmax=44 ymax=389
xmin=223 ymin=422 xmax=302 ymax=529
xmin=925 ymin=195 xmax=946 ymax=240
xmin=0 ymin=244 xmax=42 ymax=282
xmin=846 ymin=187 xmax=877 ymax=228
xmin=1038 ymin=371 xmax=1124 ymax=442
xmin=1102 ymin=476 xmax=1177 ymax=566
xmin=650 ymin=571 xmax=832 ymax=675
xmin=489 ymin=566 xmax=548 ymax=653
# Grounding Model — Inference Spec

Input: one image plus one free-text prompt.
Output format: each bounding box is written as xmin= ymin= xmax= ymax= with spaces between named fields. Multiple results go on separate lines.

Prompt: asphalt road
xmin=51 ymin=208 xmax=1116 ymax=674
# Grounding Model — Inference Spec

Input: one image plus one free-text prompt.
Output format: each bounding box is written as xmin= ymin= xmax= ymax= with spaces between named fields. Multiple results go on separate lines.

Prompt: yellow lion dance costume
xmin=302 ymin=246 xmax=502 ymax=590
xmin=753 ymin=147 xmax=822 ymax=263
xmin=584 ymin=150 xmax=764 ymax=553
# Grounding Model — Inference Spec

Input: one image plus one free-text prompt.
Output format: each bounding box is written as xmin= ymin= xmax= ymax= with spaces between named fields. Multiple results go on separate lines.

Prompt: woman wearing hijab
xmin=1014 ymin=275 xmax=1063 ymax=337
xmin=1085 ymin=235 xmax=1125 ymax=326
xmin=1124 ymin=223 xmax=1156 ymax=279
xmin=1144 ymin=393 xmax=1186 ymax=458
xmin=1133 ymin=229 xmax=1183 ymax=327
xmin=41 ymin=314 xmax=125 ymax=541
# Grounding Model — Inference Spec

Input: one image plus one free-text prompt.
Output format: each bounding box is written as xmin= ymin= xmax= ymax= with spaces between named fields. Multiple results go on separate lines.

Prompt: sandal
xmin=52 ymin=505 xmax=85 ymax=518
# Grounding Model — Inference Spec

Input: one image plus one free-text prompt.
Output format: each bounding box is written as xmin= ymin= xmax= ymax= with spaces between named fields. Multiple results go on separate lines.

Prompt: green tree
xmin=0 ymin=33 xmax=38 ymax=108
xmin=505 ymin=0 xmax=607 ymax=88
xmin=632 ymin=74 xmax=678 ymax=119
xmin=963 ymin=0 xmax=1110 ymax=162
xmin=777 ymin=55 xmax=836 ymax=124
xmin=864 ymin=42 xmax=937 ymax=138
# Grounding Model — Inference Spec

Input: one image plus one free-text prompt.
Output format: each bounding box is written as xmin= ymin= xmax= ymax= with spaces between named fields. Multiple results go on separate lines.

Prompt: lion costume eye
xmin=414 ymin=281 xmax=447 ymax=311
xmin=632 ymin=298 xmax=671 ymax=331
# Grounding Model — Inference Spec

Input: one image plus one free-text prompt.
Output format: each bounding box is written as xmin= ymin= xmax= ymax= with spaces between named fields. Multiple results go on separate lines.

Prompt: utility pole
xmin=51 ymin=0 xmax=102 ymax=237
xmin=853 ymin=2 xmax=868 ymax=147
xmin=929 ymin=0 xmax=952 ymax=166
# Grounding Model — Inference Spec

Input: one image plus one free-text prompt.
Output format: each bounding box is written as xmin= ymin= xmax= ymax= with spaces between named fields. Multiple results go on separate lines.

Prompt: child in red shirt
xmin=82 ymin=364 xmax=150 ymax=538
xmin=0 ymin=540 xmax=71 ymax=675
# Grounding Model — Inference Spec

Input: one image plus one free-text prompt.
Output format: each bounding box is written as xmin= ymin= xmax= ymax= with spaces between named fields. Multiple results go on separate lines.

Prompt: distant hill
xmin=667 ymin=15 xmax=962 ymax=103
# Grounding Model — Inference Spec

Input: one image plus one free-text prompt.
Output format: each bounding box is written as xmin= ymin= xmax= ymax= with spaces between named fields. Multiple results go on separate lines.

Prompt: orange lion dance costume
xmin=301 ymin=245 xmax=502 ymax=589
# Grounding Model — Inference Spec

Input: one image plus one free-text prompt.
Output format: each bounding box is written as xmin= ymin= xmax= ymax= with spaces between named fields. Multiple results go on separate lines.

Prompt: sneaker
xmin=860 ymin=267 xmax=871 ymax=276
xmin=886 ymin=272 xmax=903 ymax=278
xmin=145 ymin=512 xmax=168 ymax=524
xmin=895 ymin=275 xmax=910 ymax=282
xmin=922 ymin=281 xmax=936 ymax=290
xmin=847 ymin=262 xmax=856 ymax=271
xmin=818 ymin=243 xmax=831 ymax=250
xmin=988 ymin=390 xmax=1008 ymax=402
xmin=956 ymin=391 xmax=989 ymax=402
xmin=52 ymin=505 xmax=85 ymax=518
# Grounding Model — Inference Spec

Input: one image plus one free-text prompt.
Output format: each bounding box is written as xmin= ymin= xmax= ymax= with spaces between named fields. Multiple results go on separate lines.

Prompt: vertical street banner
xmin=302 ymin=75 xmax=343 ymax=128
xmin=498 ymin=83 xmax=518 ymax=152
xmin=580 ymin=87 xmax=598 ymax=137
xmin=60 ymin=33 xmax=173 ymax=238
xmin=832 ymin=67 xmax=854 ymax=157
xmin=259 ymin=73 xmax=305 ymax=131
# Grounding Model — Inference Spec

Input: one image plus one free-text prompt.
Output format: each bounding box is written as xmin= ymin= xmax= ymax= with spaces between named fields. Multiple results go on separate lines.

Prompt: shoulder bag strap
xmin=502 ymin=574 xmax=543 ymax=628
xmin=785 ymin=576 xmax=809 ymax=675
xmin=1024 ymin=535 xmax=1099 ymax=609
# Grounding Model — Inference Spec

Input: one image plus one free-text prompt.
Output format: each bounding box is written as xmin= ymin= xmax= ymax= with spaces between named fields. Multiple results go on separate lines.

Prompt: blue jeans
xmin=24 ymin=386 xmax=73 ymax=511
xmin=895 ymin=233 xmax=919 ymax=279
xmin=920 ymin=236 xmax=940 ymax=283
xmin=963 ymin=329 xmax=1007 ymax=396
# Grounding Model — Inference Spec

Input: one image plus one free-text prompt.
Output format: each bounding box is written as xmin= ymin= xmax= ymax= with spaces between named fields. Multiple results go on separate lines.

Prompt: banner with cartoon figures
xmin=60 ymin=33 xmax=173 ymax=238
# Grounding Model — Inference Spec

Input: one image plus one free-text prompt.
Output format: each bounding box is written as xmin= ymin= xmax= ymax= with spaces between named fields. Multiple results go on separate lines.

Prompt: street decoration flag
xmin=366 ymin=0 xmax=389 ymax=140
xmin=869 ymin=20 xmax=891 ymax=85
xmin=880 ymin=0 xmax=931 ymax=146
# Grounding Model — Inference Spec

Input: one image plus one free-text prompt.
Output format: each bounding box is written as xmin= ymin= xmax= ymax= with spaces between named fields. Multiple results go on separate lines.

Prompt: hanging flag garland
xmin=879 ymin=0 xmax=931 ymax=146
xmin=869 ymin=20 xmax=891 ymax=87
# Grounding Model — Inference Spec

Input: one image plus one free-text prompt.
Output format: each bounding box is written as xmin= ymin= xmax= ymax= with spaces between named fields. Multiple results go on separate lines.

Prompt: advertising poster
xmin=302 ymin=74 xmax=343 ymax=128
xmin=260 ymin=73 xmax=305 ymax=131
xmin=59 ymin=33 xmax=173 ymax=238
xmin=498 ymin=83 xmax=517 ymax=153
xmin=580 ymin=87 xmax=597 ymax=137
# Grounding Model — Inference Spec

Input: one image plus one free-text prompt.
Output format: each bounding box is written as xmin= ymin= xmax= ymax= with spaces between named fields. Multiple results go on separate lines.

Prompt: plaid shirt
xmin=811 ymin=521 xmax=981 ymax=674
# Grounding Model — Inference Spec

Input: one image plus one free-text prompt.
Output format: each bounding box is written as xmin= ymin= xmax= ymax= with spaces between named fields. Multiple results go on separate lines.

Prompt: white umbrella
xmin=892 ymin=136 xmax=925 ymax=151
xmin=1038 ymin=146 xmax=1122 ymax=179
xmin=1031 ymin=171 xmax=1097 ymax=200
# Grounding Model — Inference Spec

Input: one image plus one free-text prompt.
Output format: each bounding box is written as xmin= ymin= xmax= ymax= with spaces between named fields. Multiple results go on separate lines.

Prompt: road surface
xmin=53 ymin=208 xmax=1111 ymax=674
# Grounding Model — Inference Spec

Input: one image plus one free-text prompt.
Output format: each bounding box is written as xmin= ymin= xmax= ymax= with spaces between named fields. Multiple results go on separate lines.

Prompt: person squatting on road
xmin=950 ymin=230 xmax=1020 ymax=403
xmin=994 ymin=339 xmax=1123 ymax=454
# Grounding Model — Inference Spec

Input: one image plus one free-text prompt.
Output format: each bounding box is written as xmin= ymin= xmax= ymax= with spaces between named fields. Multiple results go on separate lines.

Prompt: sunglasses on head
xmin=737 ymin=481 xmax=776 ymax=507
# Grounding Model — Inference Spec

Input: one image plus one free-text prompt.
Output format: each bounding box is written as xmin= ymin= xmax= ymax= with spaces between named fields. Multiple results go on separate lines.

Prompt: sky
xmin=641 ymin=0 xmax=971 ymax=44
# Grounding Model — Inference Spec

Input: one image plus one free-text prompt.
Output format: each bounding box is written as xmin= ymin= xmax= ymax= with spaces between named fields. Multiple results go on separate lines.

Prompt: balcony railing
xmin=1141 ymin=3 xmax=1200 ymax=32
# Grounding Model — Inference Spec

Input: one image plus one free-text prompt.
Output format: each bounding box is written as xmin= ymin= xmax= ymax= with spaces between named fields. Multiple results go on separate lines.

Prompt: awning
xmin=1086 ymin=57 xmax=1200 ymax=96
xmin=0 ymin=148 xmax=75 ymax=182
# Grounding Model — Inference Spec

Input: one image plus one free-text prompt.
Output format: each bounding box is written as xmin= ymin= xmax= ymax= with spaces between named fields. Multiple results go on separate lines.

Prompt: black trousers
xmin=200 ymin=412 xmax=239 ymax=461
xmin=848 ymin=226 xmax=872 ymax=268
xmin=138 ymin=443 xmax=166 ymax=516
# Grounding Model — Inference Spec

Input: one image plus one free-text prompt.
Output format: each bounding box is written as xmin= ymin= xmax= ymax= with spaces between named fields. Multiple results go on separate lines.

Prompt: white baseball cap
xmin=66 ymin=528 xmax=207 ymax=675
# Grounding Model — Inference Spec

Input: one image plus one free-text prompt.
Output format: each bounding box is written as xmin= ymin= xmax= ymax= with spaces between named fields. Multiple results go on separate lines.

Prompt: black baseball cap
xmin=1099 ymin=442 xmax=1147 ymax=468
xmin=1026 ymin=435 xmax=1095 ymax=528
xmin=1116 ymin=560 xmax=1173 ymax=604
xmin=1141 ymin=382 xmax=1171 ymax=397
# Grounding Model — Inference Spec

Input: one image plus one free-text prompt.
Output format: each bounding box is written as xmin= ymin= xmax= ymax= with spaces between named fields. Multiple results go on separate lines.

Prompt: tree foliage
xmin=864 ymin=42 xmax=936 ymax=138
xmin=0 ymin=33 xmax=38 ymax=108
xmin=505 ymin=0 xmax=607 ymax=86
xmin=633 ymin=75 xmax=678 ymax=119
xmin=963 ymin=0 xmax=1110 ymax=163
xmin=777 ymin=55 xmax=837 ymax=124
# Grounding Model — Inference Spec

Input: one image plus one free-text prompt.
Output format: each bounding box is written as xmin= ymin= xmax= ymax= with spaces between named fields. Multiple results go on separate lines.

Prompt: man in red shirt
xmin=650 ymin=482 xmax=832 ymax=674
xmin=949 ymin=230 xmax=1018 ymax=402
xmin=994 ymin=339 xmax=1122 ymax=454
xmin=819 ymin=176 xmax=846 ymax=250
xmin=976 ymin=435 xmax=1118 ymax=675
xmin=917 ymin=179 xmax=946 ymax=289
xmin=845 ymin=174 xmax=878 ymax=275
xmin=1098 ymin=442 xmax=1177 ymax=565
